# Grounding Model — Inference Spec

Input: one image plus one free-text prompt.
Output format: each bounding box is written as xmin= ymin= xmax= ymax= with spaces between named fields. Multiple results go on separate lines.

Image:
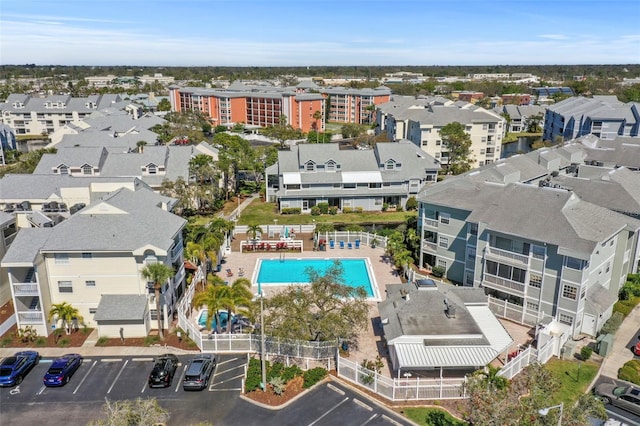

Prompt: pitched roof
xmin=94 ymin=295 xmax=148 ymax=321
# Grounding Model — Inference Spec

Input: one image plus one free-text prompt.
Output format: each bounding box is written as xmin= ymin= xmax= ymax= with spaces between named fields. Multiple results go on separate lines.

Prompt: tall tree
xmin=439 ymin=121 xmax=473 ymax=175
xmin=48 ymin=302 xmax=83 ymax=335
xmin=140 ymin=263 xmax=174 ymax=340
xmin=193 ymin=279 xmax=231 ymax=334
xmin=222 ymin=278 xmax=253 ymax=332
xmin=312 ymin=110 xmax=322 ymax=143
xmin=261 ymin=115 xmax=303 ymax=149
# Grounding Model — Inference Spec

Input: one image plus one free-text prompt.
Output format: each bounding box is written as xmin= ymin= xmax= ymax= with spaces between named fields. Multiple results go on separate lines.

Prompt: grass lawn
xmin=236 ymin=199 xmax=415 ymax=226
xmin=544 ymin=358 xmax=599 ymax=406
xmin=402 ymin=407 xmax=467 ymax=426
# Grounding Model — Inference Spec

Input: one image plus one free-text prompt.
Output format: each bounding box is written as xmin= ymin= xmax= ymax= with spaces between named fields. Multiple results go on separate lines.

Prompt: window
xmin=305 ymin=162 xmax=315 ymax=172
xmin=439 ymin=236 xmax=449 ymax=248
xmin=147 ymin=164 xmax=157 ymax=174
xmin=436 ymin=140 xmax=441 ymax=146
xmin=531 ymin=245 xmax=545 ymax=259
xmin=439 ymin=213 xmax=450 ymax=224
xmin=82 ymin=252 xmax=92 ymax=259
xmin=565 ymin=257 xmax=584 ymax=270
xmin=55 ymin=253 xmax=69 ymax=264
xmin=89 ymin=308 xmax=97 ymax=314
xmin=486 ymin=260 xmax=498 ymax=276
xmin=286 ymin=184 xmax=301 ymax=190
xmin=605 ymin=262 xmax=611 ymax=273
xmin=85 ymin=280 xmax=96 ymax=287
xmin=343 ymin=183 xmax=356 ymax=189
xmin=59 ymin=165 xmax=69 ymax=175
xmin=580 ymin=286 xmax=586 ymax=299
xmin=529 ymin=274 xmax=542 ymax=288
xmin=526 ymin=301 xmax=539 ymax=311
xmin=369 ymin=182 xmax=381 ymax=189
xmin=562 ymin=284 xmax=578 ymax=300
xmin=468 ymin=223 xmax=478 ymax=235
xmin=558 ymin=313 xmax=573 ymax=325
xmin=437 ymin=259 xmax=447 ymax=270
xmin=326 ymin=161 xmax=336 ymax=171
xmin=82 ymin=164 xmax=93 ymax=175
xmin=385 ymin=160 xmax=395 ymax=170
xmin=58 ymin=281 xmax=73 ymax=293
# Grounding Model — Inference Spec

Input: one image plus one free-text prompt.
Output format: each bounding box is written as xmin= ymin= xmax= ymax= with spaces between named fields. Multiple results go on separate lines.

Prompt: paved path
xmin=599 ymin=303 xmax=640 ymax=380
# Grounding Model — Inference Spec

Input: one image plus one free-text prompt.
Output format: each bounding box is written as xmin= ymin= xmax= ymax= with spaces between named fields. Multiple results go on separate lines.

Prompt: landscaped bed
xmin=0 ymin=324 xmax=93 ymax=348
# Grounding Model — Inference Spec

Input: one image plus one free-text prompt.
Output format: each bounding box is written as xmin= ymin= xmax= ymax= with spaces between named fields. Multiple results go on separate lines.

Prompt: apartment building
xmin=377 ymin=96 xmax=505 ymax=168
xmin=0 ymin=94 xmax=125 ymax=136
xmin=416 ymin=141 xmax=640 ymax=338
xmin=169 ymin=83 xmax=325 ymax=133
xmin=322 ymin=86 xmax=391 ymax=125
xmin=498 ymin=104 xmax=546 ymax=133
xmin=543 ymin=96 xmax=640 ymax=142
xmin=1 ymin=186 xmax=186 ymax=338
xmin=265 ymin=141 xmax=439 ymax=213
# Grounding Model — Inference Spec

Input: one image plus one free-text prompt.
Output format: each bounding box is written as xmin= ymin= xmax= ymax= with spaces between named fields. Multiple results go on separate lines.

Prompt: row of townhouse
xmin=416 ymin=136 xmax=640 ymax=338
xmin=0 ymin=176 xmax=187 ymax=338
xmin=376 ymin=95 xmax=506 ymax=169
xmin=168 ymin=81 xmax=391 ymax=132
xmin=543 ymin=96 xmax=640 ymax=142
xmin=265 ymin=141 xmax=440 ymax=213
xmin=496 ymin=104 xmax=546 ymax=133
xmin=0 ymin=94 xmax=126 ymax=136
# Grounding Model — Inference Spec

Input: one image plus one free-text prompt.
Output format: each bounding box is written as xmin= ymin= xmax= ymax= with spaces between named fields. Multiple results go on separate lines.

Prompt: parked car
xmin=633 ymin=341 xmax=640 ymax=356
xmin=0 ymin=350 xmax=40 ymax=387
xmin=594 ymin=383 xmax=640 ymax=416
xmin=183 ymin=354 xmax=216 ymax=391
xmin=148 ymin=354 xmax=179 ymax=388
xmin=43 ymin=353 xmax=83 ymax=387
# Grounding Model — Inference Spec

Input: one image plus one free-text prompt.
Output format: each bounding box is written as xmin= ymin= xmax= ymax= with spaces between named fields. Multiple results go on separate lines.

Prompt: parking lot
xmin=1 ymin=353 xmax=409 ymax=425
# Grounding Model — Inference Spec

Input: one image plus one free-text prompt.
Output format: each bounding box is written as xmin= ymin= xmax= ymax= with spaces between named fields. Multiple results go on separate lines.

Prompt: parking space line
xmin=107 ymin=360 xmax=129 ymax=394
xmin=308 ymin=397 xmax=349 ymax=426
xmin=73 ymin=360 xmax=97 ymax=395
xmin=132 ymin=358 xmax=154 ymax=362
xmin=360 ymin=414 xmax=378 ymax=425
xmin=101 ymin=358 xmax=122 ymax=362
xmin=217 ymin=357 xmax=239 ymax=366
xmin=380 ymin=415 xmax=403 ymax=425
xmin=327 ymin=383 xmax=345 ymax=395
xmin=353 ymin=398 xmax=373 ymax=411
xmin=214 ymin=365 xmax=244 ymax=377
xmin=175 ymin=365 xmax=187 ymax=393
xmin=141 ymin=380 xmax=148 ymax=394
xmin=606 ymin=408 xmax=638 ymax=425
xmin=37 ymin=385 xmax=46 ymax=395
xmin=210 ymin=373 xmax=244 ymax=386
xmin=209 ymin=388 xmax=242 ymax=392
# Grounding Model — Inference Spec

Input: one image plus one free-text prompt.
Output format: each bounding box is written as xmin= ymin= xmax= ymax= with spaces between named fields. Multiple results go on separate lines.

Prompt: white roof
xmin=282 ymin=172 xmax=301 ymax=185
xmin=342 ymin=171 xmax=383 ymax=183
xmin=466 ymin=305 xmax=514 ymax=351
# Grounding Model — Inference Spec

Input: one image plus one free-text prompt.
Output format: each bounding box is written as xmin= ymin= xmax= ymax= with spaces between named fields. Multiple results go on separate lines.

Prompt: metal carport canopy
xmin=395 ymin=344 xmax=498 ymax=369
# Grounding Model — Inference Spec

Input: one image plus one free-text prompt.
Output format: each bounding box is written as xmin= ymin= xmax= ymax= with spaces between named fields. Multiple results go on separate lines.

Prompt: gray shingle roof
xmin=94 ymin=295 xmax=148 ymax=321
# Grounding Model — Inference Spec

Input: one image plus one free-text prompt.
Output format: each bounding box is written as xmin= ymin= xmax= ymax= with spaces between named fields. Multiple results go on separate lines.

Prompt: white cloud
xmin=538 ymin=34 xmax=568 ymax=40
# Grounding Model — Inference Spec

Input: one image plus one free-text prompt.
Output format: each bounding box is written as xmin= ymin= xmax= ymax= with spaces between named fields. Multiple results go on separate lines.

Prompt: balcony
xmin=423 ymin=218 xmax=438 ymax=229
xmin=171 ymin=244 xmax=183 ymax=261
xmin=18 ymin=311 xmax=45 ymax=324
xmin=13 ymin=284 xmax=39 ymax=296
xmin=483 ymin=274 xmax=525 ymax=295
xmin=422 ymin=241 xmax=437 ymax=253
xmin=485 ymin=246 xmax=529 ymax=266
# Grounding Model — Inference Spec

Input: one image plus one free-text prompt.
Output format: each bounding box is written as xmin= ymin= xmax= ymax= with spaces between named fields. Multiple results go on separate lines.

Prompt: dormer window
xmin=305 ymin=161 xmax=316 ymax=172
xmin=147 ymin=164 xmax=157 ymax=174
xmin=82 ymin=164 xmax=93 ymax=175
xmin=58 ymin=165 xmax=69 ymax=175
xmin=326 ymin=160 xmax=336 ymax=172
xmin=385 ymin=160 xmax=396 ymax=170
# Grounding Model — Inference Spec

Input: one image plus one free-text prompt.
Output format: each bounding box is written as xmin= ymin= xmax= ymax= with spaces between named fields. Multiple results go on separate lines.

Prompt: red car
xmin=633 ymin=341 xmax=640 ymax=356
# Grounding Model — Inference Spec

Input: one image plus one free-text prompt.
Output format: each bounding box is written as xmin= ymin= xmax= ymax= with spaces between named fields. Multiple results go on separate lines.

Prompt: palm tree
xmin=48 ymin=302 xmax=83 ymax=335
xmin=141 ymin=263 xmax=175 ymax=340
xmin=246 ymin=224 xmax=263 ymax=250
xmin=193 ymin=282 xmax=231 ymax=334
xmin=136 ymin=140 xmax=147 ymax=153
xmin=313 ymin=110 xmax=322 ymax=143
xmin=222 ymin=278 xmax=253 ymax=332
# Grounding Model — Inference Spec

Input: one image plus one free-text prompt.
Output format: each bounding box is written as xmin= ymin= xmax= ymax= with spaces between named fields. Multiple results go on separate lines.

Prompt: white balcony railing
xmin=171 ymin=244 xmax=183 ymax=260
xmin=423 ymin=218 xmax=439 ymax=228
xmin=423 ymin=241 xmax=438 ymax=252
xmin=18 ymin=311 xmax=45 ymax=324
xmin=13 ymin=284 xmax=39 ymax=296
xmin=483 ymin=274 xmax=525 ymax=294
xmin=486 ymin=247 xmax=529 ymax=265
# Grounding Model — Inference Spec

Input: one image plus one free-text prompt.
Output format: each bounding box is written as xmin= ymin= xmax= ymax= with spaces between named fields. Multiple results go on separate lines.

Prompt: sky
xmin=1 ymin=0 xmax=639 ymax=66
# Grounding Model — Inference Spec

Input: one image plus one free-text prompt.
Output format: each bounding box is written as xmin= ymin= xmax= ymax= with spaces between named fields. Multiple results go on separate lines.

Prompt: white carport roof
xmin=342 ymin=171 xmax=383 ymax=183
xmin=393 ymin=305 xmax=513 ymax=369
xmin=282 ymin=172 xmax=301 ymax=184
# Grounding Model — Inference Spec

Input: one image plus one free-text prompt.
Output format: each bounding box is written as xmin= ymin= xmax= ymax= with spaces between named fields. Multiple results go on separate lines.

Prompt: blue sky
xmin=1 ymin=0 xmax=639 ymax=66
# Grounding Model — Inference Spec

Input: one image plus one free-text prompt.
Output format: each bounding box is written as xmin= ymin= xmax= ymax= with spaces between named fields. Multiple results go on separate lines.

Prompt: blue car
xmin=43 ymin=353 xmax=83 ymax=387
xmin=0 ymin=350 xmax=40 ymax=387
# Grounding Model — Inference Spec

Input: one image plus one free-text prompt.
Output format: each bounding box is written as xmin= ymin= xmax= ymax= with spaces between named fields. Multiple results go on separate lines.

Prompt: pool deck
xmin=217 ymin=232 xmax=403 ymax=375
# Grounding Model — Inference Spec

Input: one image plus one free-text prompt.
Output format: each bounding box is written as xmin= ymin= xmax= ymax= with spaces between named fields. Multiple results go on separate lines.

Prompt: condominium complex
xmin=416 ymin=137 xmax=640 ymax=339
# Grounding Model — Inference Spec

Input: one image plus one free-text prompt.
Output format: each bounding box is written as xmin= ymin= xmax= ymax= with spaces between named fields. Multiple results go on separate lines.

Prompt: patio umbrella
xmin=284 ymin=227 xmax=289 ymax=238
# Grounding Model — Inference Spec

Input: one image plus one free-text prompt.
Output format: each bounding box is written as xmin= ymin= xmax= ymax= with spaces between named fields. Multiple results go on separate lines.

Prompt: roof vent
xmin=444 ymin=299 xmax=456 ymax=318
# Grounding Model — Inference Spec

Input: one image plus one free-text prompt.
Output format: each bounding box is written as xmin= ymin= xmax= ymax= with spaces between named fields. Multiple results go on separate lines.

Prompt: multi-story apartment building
xmin=501 ymin=94 xmax=532 ymax=106
xmin=377 ymin=96 xmax=505 ymax=168
xmin=417 ymin=141 xmax=640 ymax=338
xmin=1 ymin=186 xmax=186 ymax=338
xmin=322 ymin=86 xmax=391 ymax=125
xmin=497 ymin=104 xmax=546 ymax=133
xmin=265 ymin=141 xmax=439 ymax=213
xmin=0 ymin=94 xmax=124 ymax=136
xmin=169 ymin=83 xmax=325 ymax=133
xmin=543 ymin=96 xmax=640 ymax=142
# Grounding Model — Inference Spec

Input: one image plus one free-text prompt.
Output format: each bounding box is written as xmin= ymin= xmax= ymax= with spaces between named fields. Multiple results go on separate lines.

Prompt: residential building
xmin=377 ymin=96 xmax=506 ymax=168
xmin=452 ymin=91 xmax=484 ymax=104
xmin=265 ymin=141 xmax=439 ymax=213
xmin=0 ymin=93 xmax=125 ymax=136
xmin=378 ymin=279 xmax=512 ymax=376
xmin=501 ymin=94 xmax=531 ymax=106
xmin=497 ymin=105 xmax=546 ymax=133
xmin=0 ymin=212 xmax=17 ymax=304
xmin=0 ymin=124 xmax=17 ymax=165
xmin=543 ymin=96 xmax=640 ymax=142
xmin=1 ymin=186 xmax=187 ymax=338
xmin=531 ymin=87 xmax=574 ymax=105
xmin=416 ymin=141 xmax=640 ymax=339
xmin=322 ymin=86 xmax=391 ymax=124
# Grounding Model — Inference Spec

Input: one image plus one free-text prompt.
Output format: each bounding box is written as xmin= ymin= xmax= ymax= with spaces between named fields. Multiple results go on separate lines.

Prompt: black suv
xmin=148 ymin=354 xmax=179 ymax=388
xmin=183 ymin=354 xmax=216 ymax=391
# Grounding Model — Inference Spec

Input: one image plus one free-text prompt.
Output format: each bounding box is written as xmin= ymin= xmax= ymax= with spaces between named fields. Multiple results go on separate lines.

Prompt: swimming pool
xmin=255 ymin=258 xmax=378 ymax=299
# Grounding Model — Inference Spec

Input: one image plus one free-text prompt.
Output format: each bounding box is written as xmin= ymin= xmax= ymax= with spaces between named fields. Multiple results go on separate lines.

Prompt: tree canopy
xmin=439 ymin=121 xmax=473 ymax=175
xmin=263 ymin=261 xmax=369 ymax=343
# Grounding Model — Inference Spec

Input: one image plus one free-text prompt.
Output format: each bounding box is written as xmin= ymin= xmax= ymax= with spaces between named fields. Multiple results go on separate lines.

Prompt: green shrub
xmin=618 ymin=359 xmax=640 ymax=385
xmin=1 ymin=336 xmax=13 ymax=347
xmin=328 ymin=206 xmax=338 ymax=215
xmin=355 ymin=207 xmax=363 ymax=213
xmin=318 ymin=203 xmax=329 ymax=214
xmin=269 ymin=376 xmax=286 ymax=395
xmin=382 ymin=203 xmax=389 ymax=211
xmin=343 ymin=207 xmax=353 ymax=214
xmin=267 ymin=362 xmax=284 ymax=381
xmin=281 ymin=207 xmax=301 ymax=215
xmin=302 ymin=367 xmax=327 ymax=388
xmin=310 ymin=206 xmax=321 ymax=216
xmin=35 ymin=337 xmax=46 ymax=347
xmin=245 ymin=358 xmax=264 ymax=392
xmin=601 ymin=311 xmax=624 ymax=335
xmin=580 ymin=346 xmax=593 ymax=361
xmin=57 ymin=337 xmax=70 ymax=347
xmin=144 ymin=335 xmax=160 ymax=346
xmin=431 ymin=266 xmax=445 ymax=278
xmin=97 ymin=336 xmax=109 ymax=345
xmin=281 ymin=365 xmax=303 ymax=382
xmin=405 ymin=196 xmax=418 ymax=211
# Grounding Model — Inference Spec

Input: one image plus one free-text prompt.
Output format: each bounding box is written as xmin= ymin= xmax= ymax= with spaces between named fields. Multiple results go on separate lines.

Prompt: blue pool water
xmin=197 ymin=309 xmax=232 ymax=330
xmin=256 ymin=258 xmax=374 ymax=297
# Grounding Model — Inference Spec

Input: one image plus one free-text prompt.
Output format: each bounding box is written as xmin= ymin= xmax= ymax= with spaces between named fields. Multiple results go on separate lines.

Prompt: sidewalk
xmin=599 ymin=303 xmax=640 ymax=379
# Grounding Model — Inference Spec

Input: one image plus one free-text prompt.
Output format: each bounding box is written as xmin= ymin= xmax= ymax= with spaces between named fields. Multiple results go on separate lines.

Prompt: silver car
xmin=182 ymin=354 xmax=216 ymax=391
xmin=594 ymin=383 xmax=640 ymax=416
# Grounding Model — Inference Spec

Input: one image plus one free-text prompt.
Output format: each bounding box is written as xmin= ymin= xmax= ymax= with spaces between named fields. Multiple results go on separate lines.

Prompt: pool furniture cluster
xmin=239 ymin=239 xmax=304 ymax=253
